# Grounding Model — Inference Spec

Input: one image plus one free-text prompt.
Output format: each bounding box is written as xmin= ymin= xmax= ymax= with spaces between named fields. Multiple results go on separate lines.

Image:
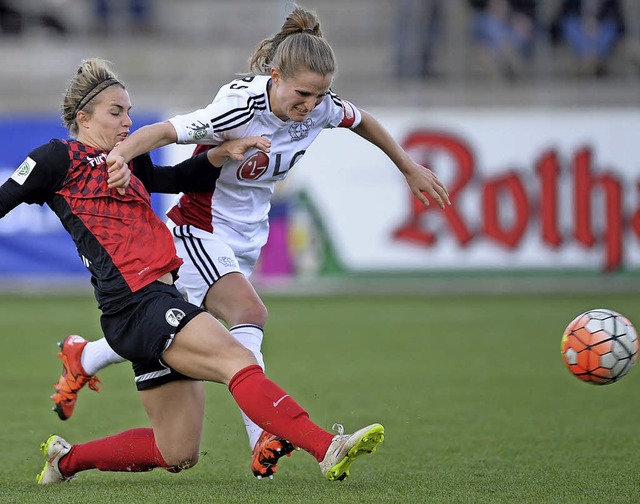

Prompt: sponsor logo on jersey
xmin=289 ymin=119 xmax=313 ymax=141
xmin=186 ymin=120 xmax=209 ymax=141
xmin=165 ymin=308 xmax=186 ymax=327
xmin=237 ymin=151 xmax=269 ymax=180
xmin=11 ymin=157 xmax=36 ymax=185
xmin=87 ymin=152 xmax=108 ymax=167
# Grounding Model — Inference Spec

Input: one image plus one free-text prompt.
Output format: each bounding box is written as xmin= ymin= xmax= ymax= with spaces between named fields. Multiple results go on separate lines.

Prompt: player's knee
xmin=235 ymin=344 xmax=258 ymax=364
xmin=206 ymin=294 xmax=268 ymax=327
xmin=239 ymin=299 xmax=268 ymax=327
xmin=224 ymin=345 xmax=261 ymax=378
xmin=163 ymin=449 xmax=200 ymax=471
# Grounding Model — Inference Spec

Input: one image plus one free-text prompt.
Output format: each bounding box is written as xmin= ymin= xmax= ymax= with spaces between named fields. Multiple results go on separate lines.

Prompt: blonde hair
xmin=62 ymin=58 xmax=125 ymax=137
xmin=248 ymin=5 xmax=336 ymax=79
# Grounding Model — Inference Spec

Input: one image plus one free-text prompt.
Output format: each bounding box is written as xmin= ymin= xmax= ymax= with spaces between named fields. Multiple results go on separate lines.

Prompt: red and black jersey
xmin=0 ymin=138 xmax=219 ymax=309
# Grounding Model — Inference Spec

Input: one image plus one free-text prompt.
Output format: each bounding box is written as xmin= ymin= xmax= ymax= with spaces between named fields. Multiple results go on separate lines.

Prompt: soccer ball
xmin=561 ymin=308 xmax=639 ymax=385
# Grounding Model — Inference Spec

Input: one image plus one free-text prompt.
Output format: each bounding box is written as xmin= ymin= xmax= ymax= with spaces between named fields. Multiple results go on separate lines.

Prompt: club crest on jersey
xmin=218 ymin=256 xmax=237 ymax=267
xmin=289 ymin=119 xmax=313 ymax=141
xmin=165 ymin=308 xmax=186 ymax=327
xmin=186 ymin=120 xmax=209 ymax=141
xmin=237 ymin=151 xmax=269 ymax=180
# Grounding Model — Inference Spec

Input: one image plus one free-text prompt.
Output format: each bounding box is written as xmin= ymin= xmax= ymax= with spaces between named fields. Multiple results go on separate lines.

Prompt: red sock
xmin=228 ymin=365 xmax=334 ymax=461
xmin=58 ymin=428 xmax=170 ymax=477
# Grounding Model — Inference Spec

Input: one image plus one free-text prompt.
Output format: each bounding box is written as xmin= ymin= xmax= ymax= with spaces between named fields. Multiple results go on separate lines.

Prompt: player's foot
xmin=319 ymin=423 xmax=384 ymax=482
xmin=51 ymin=335 xmax=102 ymax=421
xmin=250 ymin=430 xmax=296 ymax=479
xmin=36 ymin=435 xmax=72 ymax=484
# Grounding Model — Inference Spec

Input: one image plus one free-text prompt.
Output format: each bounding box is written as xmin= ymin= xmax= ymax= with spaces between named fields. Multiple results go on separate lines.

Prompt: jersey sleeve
xmin=168 ymin=84 xmax=255 ymax=145
xmin=131 ymin=151 xmax=219 ymax=194
xmin=0 ymin=140 xmax=69 ymax=218
xmin=325 ymin=91 xmax=362 ymax=130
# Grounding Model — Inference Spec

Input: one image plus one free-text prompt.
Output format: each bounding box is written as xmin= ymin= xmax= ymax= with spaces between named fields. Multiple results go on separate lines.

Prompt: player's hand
xmin=107 ymin=155 xmax=130 ymax=195
xmin=404 ymin=162 xmax=450 ymax=209
xmin=206 ymin=136 xmax=271 ymax=166
xmin=226 ymin=136 xmax=271 ymax=161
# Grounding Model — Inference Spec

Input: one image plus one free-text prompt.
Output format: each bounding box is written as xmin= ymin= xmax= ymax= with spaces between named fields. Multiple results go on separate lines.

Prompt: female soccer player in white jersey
xmin=51 ymin=4 xmax=450 ymax=479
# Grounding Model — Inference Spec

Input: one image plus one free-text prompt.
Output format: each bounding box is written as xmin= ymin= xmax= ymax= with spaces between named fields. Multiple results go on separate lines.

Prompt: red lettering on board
xmin=392 ymin=131 xmax=474 ymax=246
xmin=392 ymin=130 xmax=631 ymax=271
xmin=482 ymin=171 xmax=529 ymax=248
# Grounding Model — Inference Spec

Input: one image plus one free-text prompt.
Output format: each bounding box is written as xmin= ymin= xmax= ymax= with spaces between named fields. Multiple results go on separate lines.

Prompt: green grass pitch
xmin=1 ymin=291 xmax=640 ymax=503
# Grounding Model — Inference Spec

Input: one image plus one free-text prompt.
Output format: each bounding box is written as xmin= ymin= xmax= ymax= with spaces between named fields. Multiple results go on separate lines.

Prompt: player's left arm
xmin=352 ymin=109 xmax=451 ymax=209
xmin=131 ymin=136 xmax=271 ymax=194
xmin=130 ymin=152 xmax=217 ymax=194
xmin=205 ymin=136 xmax=271 ymax=165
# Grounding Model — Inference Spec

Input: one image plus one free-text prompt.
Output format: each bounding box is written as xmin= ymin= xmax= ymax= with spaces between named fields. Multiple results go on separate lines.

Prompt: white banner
xmin=282 ymin=108 xmax=640 ymax=273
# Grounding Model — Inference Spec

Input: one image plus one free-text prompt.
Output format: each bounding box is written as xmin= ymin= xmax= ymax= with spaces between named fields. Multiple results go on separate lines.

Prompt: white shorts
xmin=169 ymin=221 xmax=263 ymax=307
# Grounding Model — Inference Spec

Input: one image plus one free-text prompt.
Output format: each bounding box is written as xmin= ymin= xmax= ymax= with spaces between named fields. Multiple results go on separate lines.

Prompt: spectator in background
xmin=0 ymin=0 xmax=22 ymax=35
xmin=0 ymin=0 xmax=67 ymax=36
xmin=395 ymin=0 xmax=443 ymax=79
xmin=468 ymin=0 xmax=537 ymax=81
xmin=549 ymin=0 xmax=625 ymax=77
xmin=93 ymin=0 xmax=152 ymax=36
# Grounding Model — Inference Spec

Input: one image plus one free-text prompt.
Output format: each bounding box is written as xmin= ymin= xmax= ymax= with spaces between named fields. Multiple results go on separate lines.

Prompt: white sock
xmin=80 ymin=338 xmax=126 ymax=375
xmin=230 ymin=324 xmax=265 ymax=449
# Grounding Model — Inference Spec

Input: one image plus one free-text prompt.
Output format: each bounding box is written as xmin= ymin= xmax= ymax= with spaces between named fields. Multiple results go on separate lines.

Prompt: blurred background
xmin=1 ymin=0 xmax=639 ymax=294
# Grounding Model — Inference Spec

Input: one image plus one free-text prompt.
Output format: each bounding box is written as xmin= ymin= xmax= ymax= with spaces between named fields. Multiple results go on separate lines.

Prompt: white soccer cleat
xmin=319 ymin=423 xmax=384 ymax=481
xmin=36 ymin=435 xmax=73 ymax=484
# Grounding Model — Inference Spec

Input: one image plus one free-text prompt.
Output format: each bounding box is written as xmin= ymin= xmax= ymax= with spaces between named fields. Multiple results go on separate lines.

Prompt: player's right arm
xmin=108 ymin=121 xmax=178 ymax=165
xmin=0 ymin=140 xmax=68 ymax=218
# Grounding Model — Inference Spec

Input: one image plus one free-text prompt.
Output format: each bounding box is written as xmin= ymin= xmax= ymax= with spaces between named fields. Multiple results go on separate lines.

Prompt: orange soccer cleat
xmin=250 ymin=430 xmax=296 ymax=479
xmin=51 ymin=335 xmax=102 ymax=420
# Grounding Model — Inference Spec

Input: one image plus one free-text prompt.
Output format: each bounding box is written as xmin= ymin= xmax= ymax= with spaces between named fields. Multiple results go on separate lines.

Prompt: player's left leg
xmin=37 ymin=379 xmax=205 ymax=484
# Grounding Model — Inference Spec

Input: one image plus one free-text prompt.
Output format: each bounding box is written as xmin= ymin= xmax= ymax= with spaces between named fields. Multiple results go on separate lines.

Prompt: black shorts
xmin=100 ymin=281 xmax=206 ymax=390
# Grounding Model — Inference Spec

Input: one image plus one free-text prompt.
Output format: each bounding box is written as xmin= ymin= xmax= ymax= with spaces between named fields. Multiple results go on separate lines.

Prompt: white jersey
xmin=166 ymin=75 xmax=361 ymax=250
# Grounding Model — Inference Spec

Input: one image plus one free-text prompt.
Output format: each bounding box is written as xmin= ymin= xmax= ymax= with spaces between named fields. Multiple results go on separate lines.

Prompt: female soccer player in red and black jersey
xmin=0 ymin=57 xmax=384 ymax=484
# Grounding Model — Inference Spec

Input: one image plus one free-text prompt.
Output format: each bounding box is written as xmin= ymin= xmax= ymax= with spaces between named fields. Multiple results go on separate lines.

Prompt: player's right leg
xmin=164 ymin=312 xmax=384 ymax=481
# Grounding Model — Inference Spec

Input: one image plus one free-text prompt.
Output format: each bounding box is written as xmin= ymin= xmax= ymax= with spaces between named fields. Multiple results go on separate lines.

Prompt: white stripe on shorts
xmin=134 ymin=368 xmax=172 ymax=384
xmin=173 ymin=225 xmax=222 ymax=286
